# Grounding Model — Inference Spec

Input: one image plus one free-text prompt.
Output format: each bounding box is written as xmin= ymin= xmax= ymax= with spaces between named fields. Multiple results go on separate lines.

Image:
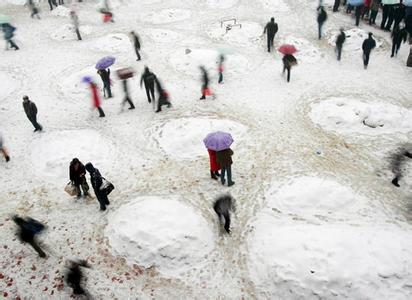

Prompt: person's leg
xmin=220 ymin=167 xmax=226 ymax=185
xmin=386 ymin=6 xmax=394 ymax=30
xmin=337 ymin=45 xmax=342 ymax=61
xmin=391 ymin=41 xmax=396 ymax=57
xmin=97 ymin=193 xmax=106 ymax=210
xmin=10 ymin=39 xmax=19 ymax=50
xmin=75 ymin=29 xmax=82 ymax=41
xmin=381 ymin=5 xmax=388 ymax=29
xmin=333 ymin=0 xmax=339 ymax=12
xmin=48 ymin=0 xmax=53 ymax=10
xmin=75 ymin=183 xmax=81 ymax=198
xmin=218 ymin=72 xmax=223 ymax=84
xmin=211 ymin=170 xmax=218 ymax=179
xmin=200 ymin=85 xmax=206 ymax=100
xmin=227 ymin=165 xmax=234 ymax=186
xmin=32 ymin=115 xmax=42 ymax=131
xmin=81 ymin=180 xmax=89 ymax=196
xmin=267 ymin=35 xmax=270 ymax=52
xmin=97 ymin=107 xmax=105 ymax=117
xmin=287 ymin=67 xmax=290 ymax=82
xmin=28 ymin=239 xmax=46 ymax=258
xmin=144 ymin=84 xmax=151 ymax=102
xmin=395 ymin=40 xmax=402 ymax=55
xmin=125 ymin=96 xmax=135 ymax=109
xmin=222 ymin=211 xmax=231 ymax=233
xmin=106 ymin=82 xmax=112 ymax=98
xmin=318 ymin=23 xmax=322 ymax=39
xmin=135 ymin=47 xmax=141 ymax=60
xmin=149 ymin=84 xmax=155 ymax=101
xmin=355 ymin=7 xmax=361 ymax=26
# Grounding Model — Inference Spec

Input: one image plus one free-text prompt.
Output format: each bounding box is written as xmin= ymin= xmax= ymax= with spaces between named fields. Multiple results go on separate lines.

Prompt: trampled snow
xmin=207 ymin=21 xmax=263 ymax=47
xmin=89 ymin=33 xmax=131 ymax=53
xmin=105 ymin=196 xmax=215 ymax=276
xmin=141 ymin=8 xmax=192 ymax=24
xmin=50 ymin=24 xmax=93 ymax=41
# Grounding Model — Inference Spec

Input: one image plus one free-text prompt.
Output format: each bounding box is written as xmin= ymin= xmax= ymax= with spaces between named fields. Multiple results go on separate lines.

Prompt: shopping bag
xmin=64 ymin=182 xmax=77 ymax=197
xmin=100 ymin=178 xmax=114 ymax=195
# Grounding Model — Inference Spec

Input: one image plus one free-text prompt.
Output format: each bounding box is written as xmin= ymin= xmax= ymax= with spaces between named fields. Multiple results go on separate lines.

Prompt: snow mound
xmin=169 ymin=48 xmax=249 ymax=78
xmin=0 ymin=71 xmax=18 ymax=100
xmin=207 ymin=21 xmax=263 ymax=46
xmin=265 ymin=177 xmax=376 ymax=222
xmin=141 ymin=8 xmax=191 ymax=24
xmin=205 ymin=0 xmax=239 ymax=9
xmin=310 ymin=98 xmax=412 ymax=136
xmin=145 ymin=28 xmax=185 ymax=43
xmin=90 ymin=33 xmax=131 ymax=53
xmin=50 ymin=5 xmax=71 ymax=17
xmin=328 ymin=28 xmax=384 ymax=53
xmin=248 ymin=218 xmax=412 ymax=299
xmin=30 ymin=130 xmax=114 ymax=183
xmin=59 ymin=66 xmax=98 ymax=100
xmin=154 ymin=117 xmax=247 ymax=160
xmin=258 ymin=0 xmax=289 ymax=12
xmin=0 ymin=0 xmax=25 ymax=5
xmin=50 ymin=24 xmax=93 ymax=41
xmin=280 ymin=36 xmax=322 ymax=63
xmin=105 ymin=196 xmax=214 ymax=276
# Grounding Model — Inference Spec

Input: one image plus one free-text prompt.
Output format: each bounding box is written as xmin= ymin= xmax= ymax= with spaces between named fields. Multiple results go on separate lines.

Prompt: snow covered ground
xmin=1 ymin=0 xmax=412 ymax=299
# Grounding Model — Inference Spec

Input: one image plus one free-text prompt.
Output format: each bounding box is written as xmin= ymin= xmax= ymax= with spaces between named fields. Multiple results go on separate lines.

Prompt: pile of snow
xmin=205 ymin=0 xmax=239 ymax=9
xmin=59 ymin=66 xmax=98 ymax=100
xmin=169 ymin=48 xmax=250 ymax=78
xmin=50 ymin=24 xmax=93 ymax=41
xmin=280 ymin=37 xmax=322 ymax=63
xmin=141 ymin=8 xmax=191 ymax=24
xmin=0 ymin=72 xmax=18 ymax=100
xmin=144 ymin=28 xmax=185 ymax=43
xmin=105 ymin=196 xmax=214 ymax=276
xmin=90 ymin=33 xmax=131 ymax=53
xmin=207 ymin=21 xmax=263 ymax=46
xmin=310 ymin=98 xmax=412 ymax=135
xmin=328 ymin=28 xmax=384 ymax=53
xmin=248 ymin=218 xmax=412 ymax=299
xmin=0 ymin=0 xmax=25 ymax=5
xmin=50 ymin=5 xmax=71 ymax=18
xmin=30 ymin=129 xmax=114 ymax=183
xmin=258 ymin=0 xmax=289 ymax=12
xmin=154 ymin=117 xmax=247 ymax=160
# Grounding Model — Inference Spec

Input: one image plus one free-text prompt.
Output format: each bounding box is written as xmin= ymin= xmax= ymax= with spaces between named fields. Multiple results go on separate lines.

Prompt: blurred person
xmin=282 ymin=54 xmax=297 ymax=82
xmin=70 ymin=10 xmax=82 ymax=41
xmin=369 ymin=0 xmax=381 ymax=25
xmin=0 ymin=132 xmax=10 ymax=162
xmin=199 ymin=66 xmax=214 ymax=100
xmin=66 ymin=259 xmax=90 ymax=296
xmin=22 ymin=95 xmax=43 ymax=132
xmin=216 ymin=148 xmax=235 ymax=186
xmin=333 ymin=0 xmax=340 ymax=12
xmin=354 ymin=4 xmax=363 ymax=26
xmin=263 ymin=17 xmax=278 ymax=52
xmin=121 ymin=78 xmax=135 ymax=110
xmin=85 ymin=163 xmax=111 ymax=211
xmin=336 ymin=28 xmax=346 ymax=61
xmin=48 ymin=0 xmax=57 ymax=10
xmin=97 ymin=68 xmax=112 ymax=98
xmin=217 ymin=54 xmax=224 ymax=84
xmin=13 ymin=215 xmax=46 ymax=258
xmin=69 ymin=158 xmax=90 ymax=198
xmin=89 ymin=82 xmax=105 ymax=117
xmin=2 ymin=23 xmax=19 ymax=50
xmin=317 ymin=6 xmax=327 ymax=39
xmin=213 ymin=194 xmax=235 ymax=234
xmin=140 ymin=66 xmax=157 ymax=103
xmin=130 ymin=31 xmax=141 ymax=61
xmin=391 ymin=26 xmax=408 ymax=57
xmin=154 ymin=78 xmax=171 ymax=113
xmin=207 ymin=149 xmax=220 ymax=180
xmin=362 ymin=0 xmax=371 ymax=20
xmin=27 ymin=0 xmax=40 ymax=19
xmin=362 ymin=32 xmax=376 ymax=69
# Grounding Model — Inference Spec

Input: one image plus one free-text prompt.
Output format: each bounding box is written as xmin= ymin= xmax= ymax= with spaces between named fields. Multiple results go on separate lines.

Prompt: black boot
xmin=214 ymin=171 xmax=220 ymax=177
xmin=391 ymin=177 xmax=400 ymax=187
xmin=211 ymin=171 xmax=218 ymax=180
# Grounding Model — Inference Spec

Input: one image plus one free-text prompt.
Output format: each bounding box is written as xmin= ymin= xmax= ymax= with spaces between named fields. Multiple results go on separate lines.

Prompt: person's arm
xmin=32 ymin=102 xmax=38 ymax=115
xmin=140 ymin=75 xmax=144 ymax=88
xmin=263 ymin=24 xmax=267 ymax=34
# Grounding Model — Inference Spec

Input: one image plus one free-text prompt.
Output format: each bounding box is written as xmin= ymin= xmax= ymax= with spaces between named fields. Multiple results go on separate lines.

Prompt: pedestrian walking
xmin=154 ymin=78 xmax=171 ymax=113
xmin=69 ymin=158 xmax=90 ymax=198
xmin=317 ymin=6 xmax=327 ymax=39
xmin=22 ymin=95 xmax=43 ymax=132
xmin=216 ymin=148 xmax=235 ymax=187
xmin=97 ymin=69 xmax=112 ymax=98
xmin=282 ymin=54 xmax=297 ymax=82
xmin=369 ymin=0 xmax=381 ymax=25
xmin=217 ymin=54 xmax=225 ymax=84
xmin=391 ymin=26 xmax=408 ymax=57
xmin=263 ymin=17 xmax=278 ymax=52
xmin=140 ymin=66 xmax=156 ymax=103
xmin=213 ymin=194 xmax=235 ymax=234
xmin=121 ymin=78 xmax=135 ymax=110
xmin=89 ymin=82 xmax=105 ymax=117
xmin=66 ymin=259 xmax=90 ymax=297
xmin=336 ymin=28 xmax=346 ymax=61
xmin=48 ymin=0 xmax=57 ymax=10
xmin=199 ymin=66 xmax=214 ymax=100
xmin=70 ymin=10 xmax=82 ymax=41
xmin=27 ymin=0 xmax=40 ymax=19
xmin=362 ymin=32 xmax=376 ymax=69
xmin=333 ymin=0 xmax=340 ymax=12
xmin=2 ymin=23 xmax=19 ymax=50
xmin=362 ymin=0 xmax=371 ymax=20
xmin=13 ymin=215 xmax=46 ymax=258
xmin=85 ymin=163 xmax=112 ymax=211
xmin=0 ymin=133 xmax=10 ymax=162
xmin=354 ymin=4 xmax=363 ymax=26
xmin=130 ymin=31 xmax=141 ymax=61
xmin=207 ymin=149 xmax=220 ymax=180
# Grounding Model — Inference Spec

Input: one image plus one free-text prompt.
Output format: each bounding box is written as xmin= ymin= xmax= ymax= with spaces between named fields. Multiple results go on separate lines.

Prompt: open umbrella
xmin=381 ymin=0 xmax=400 ymax=4
xmin=348 ymin=0 xmax=365 ymax=6
xmin=81 ymin=76 xmax=93 ymax=84
xmin=278 ymin=44 xmax=297 ymax=55
xmin=116 ymin=67 xmax=134 ymax=80
xmin=0 ymin=14 xmax=10 ymax=25
xmin=203 ymin=131 xmax=234 ymax=151
xmin=95 ymin=56 xmax=116 ymax=70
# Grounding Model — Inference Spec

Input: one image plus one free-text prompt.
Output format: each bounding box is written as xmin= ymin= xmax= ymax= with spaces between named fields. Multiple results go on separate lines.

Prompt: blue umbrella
xmin=95 ymin=56 xmax=116 ymax=70
xmin=203 ymin=131 xmax=234 ymax=151
xmin=81 ymin=76 xmax=93 ymax=84
xmin=348 ymin=0 xmax=364 ymax=6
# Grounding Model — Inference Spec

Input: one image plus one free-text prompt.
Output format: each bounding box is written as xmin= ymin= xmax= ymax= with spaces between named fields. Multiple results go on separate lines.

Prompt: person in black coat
xmin=130 ymin=31 xmax=141 ymax=61
xmin=121 ymin=79 xmax=135 ymax=110
xmin=69 ymin=158 xmax=90 ymax=198
xmin=154 ymin=78 xmax=171 ymax=113
xmin=66 ymin=259 xmax=90 ymax=296
xmin=140 ymin=66 xmax=157 ymax=103
xmin=199 ymin=66 xmax=212 ymax=100
xmin=317 ymin=6 xmax=327 ymax=39
xmin=22 ymin=95 xmax=42 ymax=132
xmin=391 ymin=26 xmax=407 ymax=57
xmin=2 ymin=23 xmax=19 ymax=50
xmin=213 ymin=194 xmax=235 ymax=234
xmin=85 ymin=163 xmax=110 ymax=211
xmin=362 ymin=32 xmax=376 ymax=69
xmin=97 ymin=69 xmax=112 ymax=98
xmin=354 ymin=4 xmax=363 ymax=26
xmin=13 ymin=215 xmax=46 ymax=258
xmin=335 ymin=28 xmax=346 ymax=61
xmin=333 ymin=0 xmax=340 ymax=12
xmin=263 ymin=17 xmax=278 ymax=52
xmin=282 ymin=54 xmax=297 ymax=82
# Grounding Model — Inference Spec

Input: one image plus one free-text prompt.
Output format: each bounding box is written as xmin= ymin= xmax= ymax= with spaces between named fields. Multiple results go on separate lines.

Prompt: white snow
xmin=280 ymin=36 xmax=322 ymax=63
xmin=141 ymin=8 xmax=191 ymax=24
xmin=30 ymin=130 xmax=115 ymax=184
xmin=50 ymin=5 xmax=71 ymax=18
xmin=205 ymin=0 xmax=239 ymax=9
xmin=310 ymin=98 xmax=412 ymax=136
xmin=144 ymin=28 xmax=185 ymax=44
xmin=258 ymin=0 xmax=290 ymax=12
xmin=0 ymin=72 xmax=18 ymax=100
xmin=328 ymin=28 xmax=385 ymax=53
xmin=105 ymin=196 xmax=215 ymax=276
xmin=207 ymin=21 xmax=263 ymax=46
xmin=59 ymin=66 xmax=98 ymax=100
xmin=50 ymin=24 xmax=93 ymax=41
xmin=154 ymin=117 xmax=247 ymax=160
xmin=89 ymin=33 xmax=131 ymax=53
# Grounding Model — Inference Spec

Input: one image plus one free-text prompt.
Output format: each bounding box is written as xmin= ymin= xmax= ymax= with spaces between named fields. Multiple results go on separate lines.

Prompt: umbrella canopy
xmin=278 ymin=44 xmax=297 ymax=55
xmin=203 ymin=131 xmax=234 ymax=151
xmin=116 ymin=67 xmax=135 ymax=80
xmin=95 ymin=56 xmax=116 ymax=70
xmin=348 ymin=0 xmax=364 ymax=6
xmin=381 ymin=0 xmax=400 ymax=4
xmin=0 ymin=14 xmax=10 ymax=25
xmin=403 ymin=0 xmax=412 ymax=6
xmin=81 ymin=76 xmax=93 ymax=84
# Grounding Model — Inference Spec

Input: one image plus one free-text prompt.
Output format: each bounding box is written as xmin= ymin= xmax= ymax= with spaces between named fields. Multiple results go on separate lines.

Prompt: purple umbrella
xmin=203 ymin=131 xmax=234 ymax=151
xmin=95 ymin=56 xmax=116 ymax=70
xmin=81 ymin=76 xmax=93 ymax=84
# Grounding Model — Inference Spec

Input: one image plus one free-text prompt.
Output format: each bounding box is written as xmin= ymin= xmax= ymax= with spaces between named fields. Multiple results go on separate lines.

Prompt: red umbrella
xmin=278 ymin=44 xmax=297 ymax=55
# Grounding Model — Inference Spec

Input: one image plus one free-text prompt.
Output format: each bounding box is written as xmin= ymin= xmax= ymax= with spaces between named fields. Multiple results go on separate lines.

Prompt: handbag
xmin=100 ymin=178 xmax=114 ymax=195
xmin=64 ymin=182 xmax=77 ymax=197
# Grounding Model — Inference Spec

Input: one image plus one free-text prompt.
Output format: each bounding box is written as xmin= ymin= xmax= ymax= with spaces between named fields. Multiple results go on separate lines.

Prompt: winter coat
xmin=264 ymin=21 xmax=278 ymax=36
xmin=282 ymin=54 xmax=297 ymax=68
xmin=336 ymin=31 xmax=346 ymax=46
xmin=85 ymin=163 xmax=103 ymax=192
xmin=370 ymin=0 xmax=380 ymax=11
xmin=213 ymin=195 xmax=234 ymax=215
xmin=70 ymin=159 xmax=86 ymax=185
xmin=23 ymin=99 xmax=37 ymax=119
xmin=207 ymin=149 xmax=220 ymax=172
xmin=200 ymin=68 xmax=209 ymax=87
xmin=2 ymin=24 xmax=15 ymax=40
xmin=140 ymin=69 xmax=156 ymax=86
xmin=132 ymin=33 xmax=140 ymax=49
xmin=216 ymin=148 xmax=233 ymax=168
xmin=90 ymin=83 xmax=101 ymax=108
xmin=364 ymin=0 xmax=371 ymax=8
xmin=362 ymin=37 xmax=376 ymax=53
xmin=98 ymin=69 xmax=110 ymax=84
xmin=317 ymin=9 xmax=327 ymax=24
xmin=392 ymin=27 xmax=408 ymax=44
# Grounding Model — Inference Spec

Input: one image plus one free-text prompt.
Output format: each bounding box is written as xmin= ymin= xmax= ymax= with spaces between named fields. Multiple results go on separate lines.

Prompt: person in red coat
xmin=89 ymin=82 xmax=105 ymax=117
xmin=207 ymin=149 xmax=221 ymax=180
